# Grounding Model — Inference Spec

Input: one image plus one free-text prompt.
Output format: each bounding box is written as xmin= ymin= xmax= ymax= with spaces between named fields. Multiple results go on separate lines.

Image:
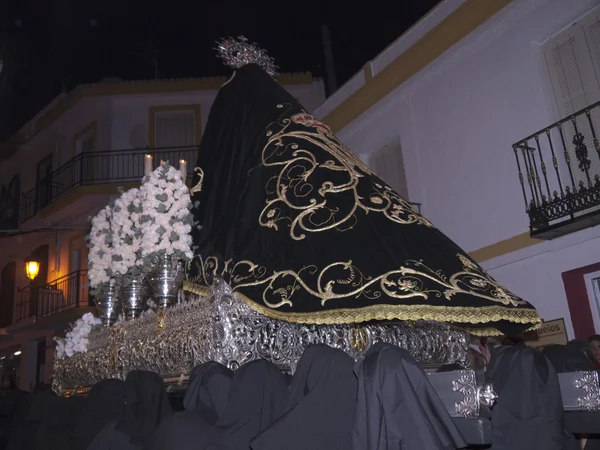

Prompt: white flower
xmin=53 ymin=313 xmax=102 ymax=360
xmin=139 ymin=163 xmax=194 ymax=264
xmin=112 ymin=188 xmax=144 ymax=277
xmin=87 ymin=205 xmax=115 ymax=289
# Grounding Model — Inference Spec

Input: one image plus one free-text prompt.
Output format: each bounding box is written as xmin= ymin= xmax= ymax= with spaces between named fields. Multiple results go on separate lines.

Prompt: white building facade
xmin=315 ymin=0 xmax=600 ymax=340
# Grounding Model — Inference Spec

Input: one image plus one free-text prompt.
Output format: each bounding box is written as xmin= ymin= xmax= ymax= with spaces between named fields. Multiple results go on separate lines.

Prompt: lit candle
xmin=179 ymin=159 xmax=187 ymax=178
xmin=144 ymin=154 xmax=153 ymax=175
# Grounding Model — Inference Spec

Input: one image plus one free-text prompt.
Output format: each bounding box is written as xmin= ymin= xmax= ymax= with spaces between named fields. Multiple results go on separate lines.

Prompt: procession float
xmin=52 ymin=40 xmax=600 ymax=440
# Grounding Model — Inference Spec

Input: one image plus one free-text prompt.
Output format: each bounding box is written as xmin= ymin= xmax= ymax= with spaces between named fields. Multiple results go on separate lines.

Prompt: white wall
xmin=109 ymin=91 xmax=216 ymax=150
xmin=329 ymin=0 xmax=599 ymax=252
xmin=315 ymin=0 xmax=600 ymax=334
xmin=481 ymin=226 xmax=600 ymax=339
xmin=109 ymin=81 xmax=325 ymax=150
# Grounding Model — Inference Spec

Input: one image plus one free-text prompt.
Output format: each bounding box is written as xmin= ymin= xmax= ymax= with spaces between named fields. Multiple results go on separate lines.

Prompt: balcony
xmin=19 ymin=146 xmax=198 ymax=224
xmin=513 ymin=101 xmax=600 ymax=239
xmin=14 ymin=270 xmax=92 ymax=323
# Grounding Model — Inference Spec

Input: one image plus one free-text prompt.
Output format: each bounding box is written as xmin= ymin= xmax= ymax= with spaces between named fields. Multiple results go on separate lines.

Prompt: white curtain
xmin=368 ymin=139 xmax=409 ymax=200
xmin=155 ymin=111 xmax=196 ymax=169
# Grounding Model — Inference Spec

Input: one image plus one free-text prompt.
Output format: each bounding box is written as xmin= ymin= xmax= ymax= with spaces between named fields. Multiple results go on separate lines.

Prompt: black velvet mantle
xmin=186 ymin=64 xmax=540 ymax=335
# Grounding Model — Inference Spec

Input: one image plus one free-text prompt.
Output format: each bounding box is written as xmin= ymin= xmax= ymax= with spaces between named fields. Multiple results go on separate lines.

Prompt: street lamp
xmin=25 ymin=259 xmax=40 ymax=280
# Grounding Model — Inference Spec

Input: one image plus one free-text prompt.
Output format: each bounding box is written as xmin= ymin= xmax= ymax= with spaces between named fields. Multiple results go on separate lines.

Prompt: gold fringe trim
xmin=183 ymin=281 xmax=541 ymax=334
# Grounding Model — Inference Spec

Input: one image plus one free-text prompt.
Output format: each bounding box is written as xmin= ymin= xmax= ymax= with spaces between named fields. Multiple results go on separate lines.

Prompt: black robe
xmin=182 ymin=362 xmax=232 ymax=423
xmin=486 ymin=346 xmax=569 ymax=450
xmin=34 ymin=395 xmax=85 ymax=450
xmin=218 ymin=359 xmax=289 ymax=450
xmin=5 ymin=388 xmax=55 ymax=450
xmin=352 ymin=343 xmax=466 ymax=450
xmin=90 ymin=371 xmax=172 ymax=450
xmin=543 ymin=344 xmax=596 ymax=373
xmin=186 ymin=62 xmax=540 ymax=336
xmin=251 ymin=344 xmax=357 ymax=450
xmin=0 ymin=390 xmax=28 ymax=450
xmin=69 ymin=379 xmax=126 ymax=450
xmin=144 ymin=362 xmax=233 ymax=450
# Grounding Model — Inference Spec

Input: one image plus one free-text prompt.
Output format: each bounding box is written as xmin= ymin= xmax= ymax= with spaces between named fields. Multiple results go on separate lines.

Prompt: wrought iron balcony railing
xmin=14 ymin=269 xmax=92 ymax=323
xmin=19 ymin=145 xmax=198 ymax=224
xmin=513 ymin=101 xmax=600 ymax=239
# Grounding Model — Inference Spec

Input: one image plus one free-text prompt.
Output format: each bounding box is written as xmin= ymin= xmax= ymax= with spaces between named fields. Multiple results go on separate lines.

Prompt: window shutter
xmin=154 ymin=110 xmax=196 ymax=167
xmin=368 ymin=139 xmax=409 ymax=200
xmin=155 ymin=111 xmax=195 ymax=148
xmin=543 ymin=8 xmax=600 ymax=192
xmin=582 ymin=8 xmax=600 ymax=87
xmin=80 ymin=135 xmax=94 ymax=153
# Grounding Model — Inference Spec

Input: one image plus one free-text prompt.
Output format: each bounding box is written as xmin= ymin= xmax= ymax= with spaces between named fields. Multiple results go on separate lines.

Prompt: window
xmin=151 ymin=106 xmax=200 ymax=174
xmin=0 ymin=175 xmax=20 ymax=229
xmin=0 ymin=347 xmax=21 ymax=389
xmin=155 ymin=110 xmax=195 ymax=147
xmin=584 ymin=270 xmax=600 ymax=333
xmin=0 ymin=262 xmax=16 ymax=328
xmin=542 ymin=6 xmax=600 ymax=189
xmin=73 ymin=123 xmax=98 ymax=185
xmin=35 ymin=155 xmax=53 ymax=210
xmin=368 ymin=138 xmax=409 ymax=200
xmin=75 ymin=130 xmax=95 ymax=155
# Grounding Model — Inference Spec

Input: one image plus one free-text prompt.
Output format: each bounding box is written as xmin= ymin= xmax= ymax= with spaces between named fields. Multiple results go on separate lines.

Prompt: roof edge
xmin=1 ymin=71 xmax=318 ymax=156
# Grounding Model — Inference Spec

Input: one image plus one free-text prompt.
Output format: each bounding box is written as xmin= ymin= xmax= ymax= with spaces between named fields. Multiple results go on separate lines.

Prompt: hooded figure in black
xmin=186 ymin=38 xmax=540 ymax=336
xmin=5 ymin=386 xmax=55 ymax=450
xmin=89 ymin=370 xmax=172 ymax=450
xmin=217 ymin=359 xmax=289 ymax=450
xmin=351 ymin=343 xmax=466 ymax=450
xmin=0 ymin=389 xmax=28 ymax=450
xmin=144 ymin=362 xmax=233 ymax=450
xmin=543 ymin=342 xmax=596 ymax=373
xmin=251 ymin=344 xmax=357 ymax=450
xmin=69 ymin=379 xmax=126 ymax=450
xmin=34 ymin=395 xmax=85 ymax=450
xmin=486 ymin=345 xmax=569 ymax=450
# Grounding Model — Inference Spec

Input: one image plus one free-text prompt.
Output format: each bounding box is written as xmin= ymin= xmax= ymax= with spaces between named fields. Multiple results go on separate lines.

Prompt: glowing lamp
xmin=25 ymin=259 xmax=40 ymax=280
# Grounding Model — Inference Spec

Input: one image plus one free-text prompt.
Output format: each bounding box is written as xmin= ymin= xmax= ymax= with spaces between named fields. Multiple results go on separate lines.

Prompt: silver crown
xmin=215 ymin=36 xmax=278 ymax=77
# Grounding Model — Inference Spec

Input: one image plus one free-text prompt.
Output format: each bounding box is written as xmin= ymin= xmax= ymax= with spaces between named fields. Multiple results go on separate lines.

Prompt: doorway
xmin=68 ymin=249 xmax=81 ymax=307
xmin=35 ymin=155 xmax=53 ymax=211
xmin=0 ymin=262 xmax=16 ymax=327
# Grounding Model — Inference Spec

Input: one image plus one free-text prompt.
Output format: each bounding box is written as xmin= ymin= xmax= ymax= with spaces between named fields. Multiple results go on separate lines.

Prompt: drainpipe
xmin=55 ymin=231 xmax=60 ymax=275
xmin=321 ymin=24 xmax=338 ymax=97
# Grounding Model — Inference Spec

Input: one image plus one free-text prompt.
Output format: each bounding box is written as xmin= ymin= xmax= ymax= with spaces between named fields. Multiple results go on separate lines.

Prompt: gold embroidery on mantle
xmin=190 ymin=166 xmax=205 ymax=195
xmin=258 ymin=105 xmax=433 ymax=240
xmin=185 ymin=252 xmax=539 ymax=327
xmin=183 ymin=280 xmax=540 ymax=331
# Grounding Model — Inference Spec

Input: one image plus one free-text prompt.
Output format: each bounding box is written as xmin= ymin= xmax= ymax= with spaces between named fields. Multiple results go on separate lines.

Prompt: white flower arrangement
xmin=54 ymin=313 xmax=102 ymax=359
xmin=86 ymin=162 xmax=194 ymax=304
xmin=139 ymin=162 xmax=194 ymax=266
xmin=111 ymin=187 xmax=144 ymax=278
xmin=87 ymin=205 xmax=115 ymax=294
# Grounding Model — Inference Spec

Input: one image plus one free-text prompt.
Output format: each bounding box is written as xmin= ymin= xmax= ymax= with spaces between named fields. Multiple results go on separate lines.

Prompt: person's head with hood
xmin=183 ymin=362 xmax=233 ymax=423
xmin=502 ymin=335 xmax=526 ymax=346
xmin=251 ymin=345 xmax=357 ymax=450
xmin=219 ymin=359 xmax=288 ymax=431
xmin=143 ymin=363 xmax=233 ymax=450
xmin=589 ymin=335 xmax=600 ymax=363
xmin=352 ymin=343 xmax=465 ymax=450
xmin=568 ymin=339 xmax=594 ymax=360
xmin=70 ymin=379 xmax=126 ymax=450
xmin=114 ymin=370 xmax=173 ymax=447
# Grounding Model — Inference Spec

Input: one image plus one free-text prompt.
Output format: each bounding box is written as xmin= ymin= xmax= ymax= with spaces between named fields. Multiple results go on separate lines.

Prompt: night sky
xmin=0 ymin=0 xmax=440 ymax=140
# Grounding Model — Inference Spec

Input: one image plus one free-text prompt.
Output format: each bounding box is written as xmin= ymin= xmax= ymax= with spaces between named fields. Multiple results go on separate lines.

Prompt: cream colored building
xmin=0 ymin=74 xmax=324 ymax=390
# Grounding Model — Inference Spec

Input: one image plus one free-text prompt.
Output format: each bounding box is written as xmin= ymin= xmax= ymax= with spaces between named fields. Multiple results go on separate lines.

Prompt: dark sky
xmin=0 ymin=0 xmax=440 ymax=140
